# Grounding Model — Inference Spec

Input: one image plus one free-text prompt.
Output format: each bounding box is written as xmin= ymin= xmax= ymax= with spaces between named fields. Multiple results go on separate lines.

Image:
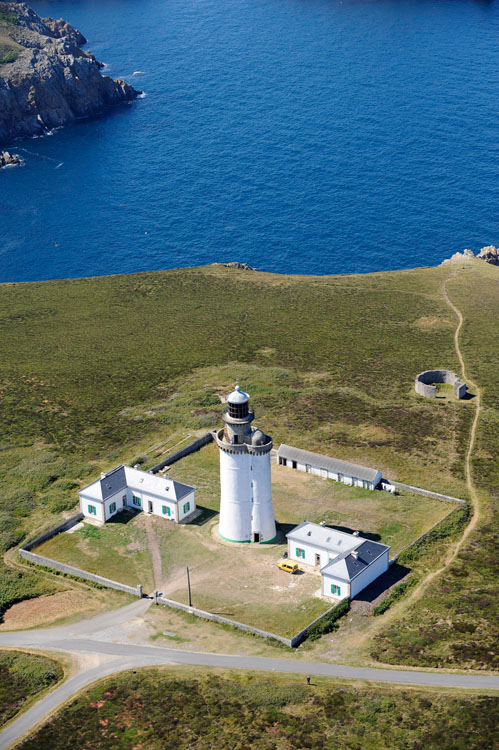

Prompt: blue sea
xmin=1 ymin=0 xmax=498 ymax=282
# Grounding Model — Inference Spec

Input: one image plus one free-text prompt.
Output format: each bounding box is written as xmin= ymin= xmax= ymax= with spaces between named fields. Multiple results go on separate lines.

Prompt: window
xmin=88 ymin=505 xmax=96 ymax=516
xmin=331 ymin=584 xmax=341 ymax=596
xmin=183 ymin=501 xmax=190 ymax=514
xmin=296 ymin=547 xmax=305 ymax=559
xmin=162 ymin=505 xmax=171 ymax=516
xmin=132 ymin=495 xmax=141 ymax=507
xmin=109 ymin=502 xmax=116 ymax=514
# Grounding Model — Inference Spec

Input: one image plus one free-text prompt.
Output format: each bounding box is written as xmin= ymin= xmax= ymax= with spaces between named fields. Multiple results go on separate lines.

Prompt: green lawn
xmin=18 ymin=668 xmax=499 ymax=750
xmin=0 ymin=650 xmax=62 ymax=727
xmin=36 ymin=511 xmax=154 ymax=591
xmin=0 ymin=261 xmax=496 ymax=659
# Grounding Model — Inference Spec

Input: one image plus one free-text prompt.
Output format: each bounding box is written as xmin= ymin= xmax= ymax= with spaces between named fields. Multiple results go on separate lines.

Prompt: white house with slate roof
xmin=277 ymin=444 xmax=382 ymax=491
xmin=79 ymin=465 xmax=196 ymax=525
xmin=286 ymin=521 xmax=389 ymax=600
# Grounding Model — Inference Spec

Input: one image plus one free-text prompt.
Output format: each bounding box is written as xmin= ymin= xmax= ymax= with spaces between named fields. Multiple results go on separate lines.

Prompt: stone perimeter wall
xmin=155 ymin=594 xmax=343 ymax=648
xmin=18 ymin=512 xmax=143 ymax=597
xmin=415 ymin=370 xmax=467 ymax=399
xmin=148 ymin=431 xmax=215 ymax=474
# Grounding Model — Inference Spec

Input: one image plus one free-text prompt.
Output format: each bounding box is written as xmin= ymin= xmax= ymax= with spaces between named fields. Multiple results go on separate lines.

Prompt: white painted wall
xmin=251 ymin=451 xmax=276 ymax=542
xmin=219 ymin=448 xmax=252 ymax=541
xmin=287 ymin=539 xmax=336 ymax=569
xmin=80 ymin=494 xmax=105 ymax=523
xmin=321 ymin=574 xmax=350 ymax=600
xmin=177 ymin=492 xmax=195 ymax=522
xmin=349 ymin=549 xmax=389 ymax=598
xmin=79 ymin=487 xmax=195 ymax=525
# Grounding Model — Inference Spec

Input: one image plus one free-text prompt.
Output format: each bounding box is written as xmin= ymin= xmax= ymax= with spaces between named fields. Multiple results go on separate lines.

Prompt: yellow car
xmin=278 ymin=560 xmax=298 ymax=574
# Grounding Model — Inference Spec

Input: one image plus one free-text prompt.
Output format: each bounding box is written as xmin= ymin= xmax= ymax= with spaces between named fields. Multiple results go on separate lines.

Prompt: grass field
xmin=371 ymin=261 xmax=499 ymax=670
xmin=35 ymin=442 xmax=451 ymax=637
xmin=18 ymin=667 xmax=499 ymax=750
xmin=0 ymin=650 xmax=62 ymax=727
xmin=0 ymin=261 xmax=496 ymax=665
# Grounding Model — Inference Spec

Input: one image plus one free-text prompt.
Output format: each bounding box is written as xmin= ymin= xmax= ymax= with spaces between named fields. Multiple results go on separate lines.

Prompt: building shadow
xmin=107 ymin=509 xmax=138 ymax=525
xmin=351 ymin=562 xmax=411 ymax=604
xmin=191 ymin=506 xmax=218 ymax=526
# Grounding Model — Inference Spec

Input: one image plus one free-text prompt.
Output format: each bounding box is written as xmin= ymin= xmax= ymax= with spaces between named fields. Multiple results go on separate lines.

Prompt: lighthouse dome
xmin=227 ymin=385 xmax=250 ymax=404
xmin=251 ymin=428 xmax=268 ymax=446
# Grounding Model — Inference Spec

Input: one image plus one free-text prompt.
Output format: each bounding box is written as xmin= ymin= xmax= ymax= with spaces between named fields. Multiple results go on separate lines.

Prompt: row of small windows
xmin=88 ymin=498 xmax=190 ymax=517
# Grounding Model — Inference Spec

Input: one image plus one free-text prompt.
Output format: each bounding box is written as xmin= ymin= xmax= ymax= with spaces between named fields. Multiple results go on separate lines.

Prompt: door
xmin=315 ymin=553 xmax=321 ymax=567
xmin=148 ymin=500 xmax=153 ymax=513
xmin=253 ymin=532 xmax=260 ymax=543
xmin=306 ymin=464 xmax=311 ymax=473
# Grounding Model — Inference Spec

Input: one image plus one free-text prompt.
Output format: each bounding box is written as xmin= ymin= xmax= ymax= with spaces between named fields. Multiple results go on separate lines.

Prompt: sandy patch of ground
xmin=0 ymin=590 xmax=92 ymax=631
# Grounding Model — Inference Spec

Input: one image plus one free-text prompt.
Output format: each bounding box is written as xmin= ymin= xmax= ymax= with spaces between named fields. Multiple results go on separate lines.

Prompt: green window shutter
xmin=331 ymin=584 xmax=334 ymax=594
xmin=109 ymin=502 xmax=116 ymax=513
xmin=337 ymin=586 xmax=341 ymax=596
xmin=183 ymin=502 xmax=190 ymax=514
xmin=162 ymin=505 xmax=171 ymax=515
xmin=88 ymin=505 xmax=95 ymax=515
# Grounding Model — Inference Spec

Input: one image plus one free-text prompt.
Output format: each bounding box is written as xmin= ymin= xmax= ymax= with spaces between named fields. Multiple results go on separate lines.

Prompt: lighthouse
xmin=215 ymin=385 xmax=276 ymax=544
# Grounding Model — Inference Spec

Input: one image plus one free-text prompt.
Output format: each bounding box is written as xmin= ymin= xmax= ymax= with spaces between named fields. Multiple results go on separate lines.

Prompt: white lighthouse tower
xmin=215 ymin=385 xmax=276 ymax=544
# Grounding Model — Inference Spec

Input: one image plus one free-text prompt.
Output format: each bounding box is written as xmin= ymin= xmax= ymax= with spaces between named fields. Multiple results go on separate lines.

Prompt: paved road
xmin=1 ymin=599 xmax=498 ymax=749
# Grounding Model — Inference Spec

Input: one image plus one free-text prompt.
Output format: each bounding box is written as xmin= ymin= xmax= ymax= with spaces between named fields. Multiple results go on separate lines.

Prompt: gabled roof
xmin=79 ymin=465 xmax=195 ymax=504
xmin=321 ymin=540 xmax=389 ymax=582
xmin=277 ymin=444 xmax=381 ymax=483
xmin=286 ymin=521 xmax=361 ymax=555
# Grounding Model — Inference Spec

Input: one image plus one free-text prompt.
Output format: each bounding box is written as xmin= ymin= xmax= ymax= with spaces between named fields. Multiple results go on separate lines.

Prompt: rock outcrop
xmin=476 ymin=245 xmax=498 ymax=266
xmin=441 ymin=246 xmax=498 ymax=267
xmin=0 ymin=2 xmax=140 ymax=145
xmin=0 ymin=149 xmax=21 ymax=167
xmin=211 ymin=262 xmax=257 ymax=271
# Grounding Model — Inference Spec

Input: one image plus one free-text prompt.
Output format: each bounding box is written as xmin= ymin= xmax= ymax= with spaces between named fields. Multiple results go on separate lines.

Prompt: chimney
xmin=100 ymin=472 xmax=106 ymax=479
xmin=351 ymin=548 xmax=358 ymax=559
xmin=353 ymin=530 xmax=360 ymax=536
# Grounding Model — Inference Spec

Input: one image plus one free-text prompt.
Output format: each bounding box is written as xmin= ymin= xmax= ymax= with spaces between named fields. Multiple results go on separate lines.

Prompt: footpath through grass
xmin=371 ymin=262 xmax=499 ymax=670
xmin=18 ymin=668 xmax=499 ymax=750
xmin=0 ymin=262 xmax=495 ymax=660
xmin=0 ymin=650 xmax=62 ymax=727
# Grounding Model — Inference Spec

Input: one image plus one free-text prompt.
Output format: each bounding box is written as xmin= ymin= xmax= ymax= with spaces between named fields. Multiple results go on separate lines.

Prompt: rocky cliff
xmin=0 ymin=2 xmax=140 ymax=147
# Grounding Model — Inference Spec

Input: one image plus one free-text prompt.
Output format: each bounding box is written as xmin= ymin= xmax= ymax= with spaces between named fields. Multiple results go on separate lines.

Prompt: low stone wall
xmin=155 ymin=594 xmax=342 ymax=648
xmin=22 ymin=512 xmax=84 ymax=551
xmin=19 ymin=549 xmax=143 ymax=597
xmin=415 ymin=369 xmax=467 ymax=399
xmin=149 ymin=432 xmax=215 ymax=474
xmin=390 ymin=505 xmax=461 ymax=564
xmin=388 ymin=480 xmax=466 ymax=505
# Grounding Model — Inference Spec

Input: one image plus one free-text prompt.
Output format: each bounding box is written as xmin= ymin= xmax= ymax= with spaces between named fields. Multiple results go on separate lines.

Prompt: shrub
xmin=304 ymin=599 xmax=350 ymax=641
xmin=373 ymin=576 xmax=418 ymax=616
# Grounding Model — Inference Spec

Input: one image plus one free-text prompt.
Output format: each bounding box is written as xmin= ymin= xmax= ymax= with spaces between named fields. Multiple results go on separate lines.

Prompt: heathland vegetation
xmin=0 ymin=650 xmax=62 ymax=725
xmin=18 ymin=668 xmax=499 ymax=749
xmin=0 ymin=260 xmax=497 ymax=668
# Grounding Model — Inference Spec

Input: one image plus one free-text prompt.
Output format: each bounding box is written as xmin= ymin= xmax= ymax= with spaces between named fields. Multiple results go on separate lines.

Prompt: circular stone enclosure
xmin=415 ymin=370 xmax=467 ymax=399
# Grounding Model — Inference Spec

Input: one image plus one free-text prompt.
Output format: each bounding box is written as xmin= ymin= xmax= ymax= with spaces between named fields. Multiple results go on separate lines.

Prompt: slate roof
xmin=286 ymin=521 xmax=360 ymax=555
xmin=79 ymin=465 xmax=195 ymax=504
xmin=277 ymin=444 xmax=381 ymax=484
xmin=321 ymin=540 xmax=389 ymax=583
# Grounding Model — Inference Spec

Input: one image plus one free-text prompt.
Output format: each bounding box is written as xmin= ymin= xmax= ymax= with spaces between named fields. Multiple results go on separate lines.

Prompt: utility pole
xmin=186 ymin=566 xmax=192 ymax=607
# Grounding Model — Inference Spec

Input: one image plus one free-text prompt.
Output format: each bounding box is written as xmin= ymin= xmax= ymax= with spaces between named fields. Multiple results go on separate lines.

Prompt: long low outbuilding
xmin=79 ymin=465 xmax=196 ymax=524
xmin=286 ymin=521 xmax=390 ymax=601
xmin=277 ymin=444 xmax=382 ymax=490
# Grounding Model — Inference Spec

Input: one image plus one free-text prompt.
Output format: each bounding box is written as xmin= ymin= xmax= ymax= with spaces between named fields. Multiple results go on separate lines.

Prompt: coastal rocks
xmin=476 ymin=245 xmax=498 ymax=266
xmin=211 ymin=262 xmax=256 ymax=271
xmin=0 ymin=149 xmax=21 ymax=167
xmin=0 ymin=2 xmax=140 ymax=145
xmin=441 ymin=246 xmax=498 ymax=266
xmin=441 ymin=249 xmax=475 ymax=265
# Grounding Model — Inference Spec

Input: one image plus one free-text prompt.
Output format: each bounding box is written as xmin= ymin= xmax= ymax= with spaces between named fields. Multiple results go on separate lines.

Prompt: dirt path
xmin=353 ymin=270 xmax=483 ymax=653
xmin=143 ymin=517 xmax=164 ymax=594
